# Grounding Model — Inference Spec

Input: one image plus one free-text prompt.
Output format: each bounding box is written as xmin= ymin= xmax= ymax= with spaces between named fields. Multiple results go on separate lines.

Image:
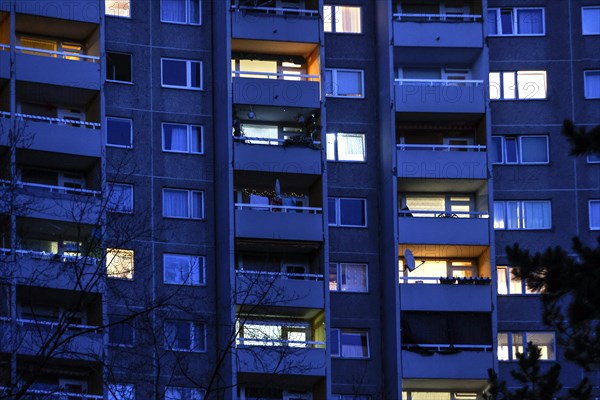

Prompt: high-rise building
xmin=0 ymin=0 xmax=598 ymax=399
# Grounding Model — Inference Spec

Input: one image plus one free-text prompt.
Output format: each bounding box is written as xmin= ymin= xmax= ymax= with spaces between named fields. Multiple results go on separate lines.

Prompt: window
xmin=105 ymin=0 xmax=130 ymax=17
xmin=589 ymin=200 xmax=600 ymax=230
xmin=107 ymin=117 xmax=133 ymax=148
xmin=588 ymin=153 xmax=600 ymax=163
xmin=327 ymin=132 xmax=366 ymax=161
xmin=107 ymin=183 xmax=134 ymax=213
xmin=165 ymin=387 xmax=205 ymax=400
xmin=497 ymin=332 xmax=556 ymax=361
xmin=402 ymin=393 xmax=477 ymax=400
xmin=582 ymin=6 xmax=600 ymax=35
xmin=107 ymin=384 xmax=135 ymax=400
xmin=491 ymin=135 xmax=549 ymax=164
xmin=489 ymin=71 xmax=547 ymax=100
xmin=328 ymin=198 xmax=367 ymax=227
xmin=106 ymin=52 xmax=132 ymax=83
xmin=163 ymin=189 xmax=204 ymax=219
xmin=332 ymin=396 xmax=371 ymax=400
xmin=324 ymin=68 xmax=364 ymax=98
xmin=106 ymin=248 xmax=134 ymax=279
xmin=161 ymin=58 xmax=202 ymax=90
xmin=488 ymin=8 xmax=545 ymax=35
xmin=324 ymin=5 xmax=362 ymax=33
xmin=161 ymin=0 xmax=201 ymax=25
xmin=164 ymin=320 xmax=206 ymax=352
xmin=329 ymin=263 xmax=368 ymax=292
xmin=162 ymin=123 xmax=203 ymax=153
xmin=330 ymin=328 xmax=370 ymax=358
xmin=108 ymin=315 xmax=135 ymax=346
xmin=497 ymin=266 xmax=537 ymax=295
xmin=494 ymin=200 xmax=551 ymax=230
xmin=584 ymin=70 xmax=600 ymax=99
xmin=164 ymin=254 xmax=205 ymax=285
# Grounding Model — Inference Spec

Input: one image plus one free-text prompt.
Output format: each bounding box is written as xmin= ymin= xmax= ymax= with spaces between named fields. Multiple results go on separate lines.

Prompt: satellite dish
xmin=404 ymin=249 xmax=416 ymax=272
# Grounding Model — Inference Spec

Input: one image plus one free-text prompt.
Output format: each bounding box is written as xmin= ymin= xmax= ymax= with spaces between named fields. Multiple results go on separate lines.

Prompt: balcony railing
xmin=234 ymin=136 xmax=321 ymax=146
xmin=231 ymin=4 xmax=319 ymax=16
xmin=0 ymin=43 xmax=100 ymax=63
xmin=235 ymin=203 xmax=322 ymax=214
xmin=402 ymin=343 xmax=492 ymax=351
xmin=393 ymin=13 xmax=482 ymax=22
xmin=394 ymin=78 xmax=483 ymax=86
xmin=0 ymin=386 xmax=102 ymax=399
xmin=397 ymin=143 xmax=486 ymax=152
xmin=236 ymin=337 xmax=325 ymax=348
xmin=0 ymin=179 xmax=101 ymax=197
xmin=0 ymin=111 xmax=101 ymax=129
xmin=15 ymin=317 xmax=102 ymax=332
xmin=398 ymin=209 xmax=488 ymax=218
xmin=0 ymin=247 xmax=99 ymax=266
xmin=237 ymin=269 xmax=324 ymax=281
xmin=400 ymin=276 xmax=492 ymax=285
xmin=232 ymin=70 xmax=319 ymax=81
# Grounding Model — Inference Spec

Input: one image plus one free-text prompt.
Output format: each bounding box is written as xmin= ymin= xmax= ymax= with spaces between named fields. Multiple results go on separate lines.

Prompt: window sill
xmin=106 ymin=80 xmax=134 ymax=85
xmin=160 ymin=19 xmax=202 ymax=26
xmin=107 ymin=144 xmax=133 ymax=149
xmin=163 ymin=281 xmax=206 ymax=287
xmin=106 ymin=14 xmax=132 ymax=19
xmin=162 ymin=149 xmax=204 ymax=155
xmin=488 ymin=33 xmax=546 ymax=37
xmin=163 ymin=216 xmax=205 ymax=221
xmin=161 ymin=85 xmax=203 ymax=91
xmin=326 ymin=95 xmax=365 ymax=99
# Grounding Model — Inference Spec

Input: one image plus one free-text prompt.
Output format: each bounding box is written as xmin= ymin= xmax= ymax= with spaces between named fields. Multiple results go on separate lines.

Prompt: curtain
xmin=164 ymin=190 xmax=188 ymax=217
xmin=523 ymin=201 xmax=550 ymax=229
xmin=487 ymin=10 xmax=498 ymax=34
xmin=493 ymin=201 xmax=506 ymax=229
xmin=341 ymin=263 xmax=366 ymax=291
xmin=162 ymin=0 xmax=186 ymax=22
xmin=164 ymin=124 xmax=188 ymax=151
xmin=517 ymin=9 xmax=543 ymax=34
xmin=341 ymin=332 xmax=367 ymax=357
xmin=506 ymin=201 xmax=520 ymax=229
xmin=585 ymin=71 xmax=600 ymax=99
xmin=590 ymin=201 xmax=600 ymax=228
xmin=496 ymin=267 xmax=508 ymax=294
xmin=336 ymin=6 xmax=361 ymax=33
xmin=190 ymin=126 xmax=202 ymax=152
xmin=337 ymin=133 xmax=365 ymax=161
xmin=190 ymin=191 xmax=202 ymax=218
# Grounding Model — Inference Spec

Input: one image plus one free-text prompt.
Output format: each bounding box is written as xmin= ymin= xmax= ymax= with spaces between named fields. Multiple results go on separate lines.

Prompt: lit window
xmin=161 ymin=58 xmax=202 ymax=90
xmin=107 ymin=117 xmax=132 ymax=148
xmin=327 ymin=133 xmax=366 ymax=161
xmin=324 ymin=68 xmax=365 ymax=98
xmin=164 ymin=254 xmax=205 ymax=285
xmin=589 ymin=200 xmax=600 ymax=230
xmin=107 ymin=183 xmax=134 ymax=213
xmin=106 ymin=248 xmax=134 ymax=279
xmin=498 ymin=332 xmax=556 ymax=361
xmin=107 ymin=384 xmax=135 ymax=400
xmin=488 ymin=8 xmax=545 ymax=35
xmin=107 ymin=52 xmax=132 ymax=83
xmin=161 ymin=0 xmax=201 ymax=25
xmin=582 ymin=6 xmax=600 ymax=35
xmin=493 ymin=200 xmax=551 ymax=230
xmin=106 ymin=0 xmax=130 ymax=18
xmin=238 ymin=321 xmax=310 ymax=347
xmin=165 ymin=387 xmax=205 ymax=400
xmin=496 ymin=266 xmax=537 ymax=295
xmin=108 ymin=315 xmax=135 ymax=346
xmin=162 ymin=123 xmax=203 ymax=153
xmin=329 ymin=263 xmax=368 ymax=292
xmin=584 ymin=70 xmax=600 ymax=99
xmin=489 ymin=71 xmax=547 ymax=100
xmin=163 ymin=189 xmax=204 ymax=219
xmin=324 ymin=5 xmax=362 ymax=33
xmin=328 ymin=198 xmax=367 ymax=227
xmin=164 ymin=320 xmax=206 ymax=352
xmin=491 ymin=135 xmax=549 ymax=164
xmin=330 ymin=328 xmax=370 ymax=358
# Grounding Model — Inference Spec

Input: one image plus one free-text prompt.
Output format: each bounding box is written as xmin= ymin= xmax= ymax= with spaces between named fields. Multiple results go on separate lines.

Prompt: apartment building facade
xmin=0 ymin=0 xmax=597 ymax=399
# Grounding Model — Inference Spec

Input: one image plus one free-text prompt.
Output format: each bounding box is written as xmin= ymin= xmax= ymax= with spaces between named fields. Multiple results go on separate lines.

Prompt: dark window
xmin=106 ymin=52 xmax=132 ymax=83
xmin=109 ymin=315 xmax=134 ymax=346
xmin=107 ymin=117 xmax=132 ymax=147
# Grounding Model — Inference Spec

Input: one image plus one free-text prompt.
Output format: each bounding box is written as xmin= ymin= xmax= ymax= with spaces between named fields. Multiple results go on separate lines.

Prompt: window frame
xmin=497 ymin=331 xmax=556 ymax=361
xmin=587 ymin=153 xmax=600 ymax=164
xmin=107 ymin=182 xmax=134 ymax=214
xmin=324 ymin=68 xmax=365 ymax=99
xmin=161 ymin=58 xmax=203 ymax=90
xmin=163 ymin=253 xmax=206 ymax=286
xmin=588 ymin=200 xmax=600 ymax=230
xmin=493 ymin=200 xmax=552 ymax=230
xmin=330 ymin=328 xmax=370 ymax=359
xmin=492 ymin=135 xmax=549 ymax=164
xmin=106 ymin=117 xmax=133 ymax=148
xmin=164 ymin=320 xmax=207 ymax=352
xmin=160 ymin=0 xmax=201 ymax=25
xmin=162 ymin=188 xmax=205 ymax=220
xmin=329 ymin=263 xmax=368 ymax=293
xmin=106 ymin=51 xmax=133 ymax=84
xmin=584 ymin=70 xmax=600 ymax=99
xmin=105 ymin=0 xmax=131 ymax=18
xmin=165 ymin=386 xmax=206 ymax=400
xmin=161 ymin=123 xmax=204 ymax=154
xmin=488 ymin=7 xmax=546 ymax=36
xmin=323 ymin=5 xmax=362 ymax=34
xmin=329 ymin=197 xmax=368 ymax=228
xmin=326 ymin=132 xmax=366 ymax=162
xmin=582 ymin=6 xmax=600 ymax=35
xmin=106 ymin=248 xmax=135 ymax=280
xmin=489 ymin=71 xmax=548 ymax=100
xmin=496 ymin=266 xmax=538 ymax=295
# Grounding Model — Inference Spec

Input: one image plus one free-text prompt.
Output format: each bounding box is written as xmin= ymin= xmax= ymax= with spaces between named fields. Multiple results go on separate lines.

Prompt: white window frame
xmin=107 ymin=182 xmax=134 ymax=213
xmin=107 ymin=383 xmax=135 ymax=400
xmin=163 ymin=254 xmax=206 ymax=286
xmin=330 ymin=328 xmax=370 ymax=359
xmin=164 ymin=320 xmax=207 ymax=352
xmin=496 ymin=266 xmax=538 ymax=295
xmin=582 ymin=6 xmax=600 ymax=35
xmin=162 ymin=123 xmax=204 ymax=154
xmin=161 ymin=58 xmax=203 ymax=90
xmin=584 ymin=70 xmax=600 ymax=99
xmin=329 ymin=197 xmax=367 ymax=228
xmin=492 ymin=135 xmax=549 ymax=164
xmin=589 ymin=200 xmax=600 ymax=230
xmin=489 ymin=71 xmax=548 ymax=100
xmin=106 ymin=51 xmax=133 ymax=83
xmin=162 ymin=188 xmax=204 ymax=220
xmin=488 ymin=7 xmax=545 ymax=36
xmin=106 ymin=248 xmax=134 ymax=280
xmin=498 ymin=331 xmax=556 ymax=361
xmin=160 ymin=0 xmax=201 ymax=25
xmin=324 ymin=68 xmax=365 ymax=98
xmin=326 ymin=132 xmax=366 ymax=162
xmin=106 ymin=117 xmax=133 ymax=148
xmin=105 ymin=1 xmax=131 ymax=18
xmin=329 ymin=263 xmax=368 ymax=292
xmin=493 ymin=200 xmax=552 ymax=230
xmin=323 ymin=5 xmax=362 ymax=34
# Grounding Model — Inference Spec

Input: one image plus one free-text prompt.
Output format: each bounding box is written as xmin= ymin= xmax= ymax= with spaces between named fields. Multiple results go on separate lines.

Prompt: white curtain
xmin=585 ymin=72 xmax=600 ymax=99
xmin=523 ymin=201 xmax=550 ymax=229
xmin=517 ymin=9 xmax=543 ymax=34
xmin=164 ymin=190 xmax=188 ymax=217
xmin=341 ymin=333 xmax=366 ymax=357
xmin=506 ymin=201 xmax=520 ymax=229
xmin=337 ymin=133 xmax=365 ymax=161
xmin=166 ymin=124 xmax=188 ymax=151
xmin=336 ymin=6 xmax=361 ymax=33
xmin=162 ymin=0 xmax=186 ymax=22
xmin=341 ymin=263 xmax=366 ymax=291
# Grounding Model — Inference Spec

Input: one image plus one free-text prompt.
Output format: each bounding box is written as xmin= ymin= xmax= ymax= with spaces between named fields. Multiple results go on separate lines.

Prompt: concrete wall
xmin=231 ymin=11 xmax=319 ymax=43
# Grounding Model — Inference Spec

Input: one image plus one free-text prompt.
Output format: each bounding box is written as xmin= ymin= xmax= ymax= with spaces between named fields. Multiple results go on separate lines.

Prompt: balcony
xmin=400 ymin=278 xmax=492 ymax=312
xmin=234 ymin=137 xmax=321 ymax=175
xmin=401 ymin=347 xmax=493 ymax=380
xmin=231 ymin=1 xmax=320 ymax=43
xmin=235 ymin=204 xmax=323 ymax=241
xmin=12 ymin=0 xmax=101 ymax=23
xmin=398 ymin=212 xmax=489 ymax=245
xmin=233 ymin=75 xmax=320 ymax=108
xmin=394 ymin=79 xmax=485 ymax=114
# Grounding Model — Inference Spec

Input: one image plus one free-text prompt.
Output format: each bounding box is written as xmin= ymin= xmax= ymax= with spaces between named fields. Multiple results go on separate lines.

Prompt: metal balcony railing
xmin=232 ymin=70 xmax=320 ymax=81
xmin=231 ymin=5 xmax=319 ymax=17
xmin=402 ymin=343 xmax=492 ymax=351
xmin=393 ymin=13 xmax=482 ymax=22
xmin=0 ymin=386 xmax=103 ymax=399
xmin=236 ymin=337 xmax=325 ymax=348
xmin=0 ymin=43 xmax=100 ymax=63
xmin=394 ymin=78 xmax=484 ymax=86
xmin=0 ymin=179 xmax=101 ymax=197
xmin=235 ymin=203 xmax=322 ymax=214
xmin=396 ymin=143 xmax=486 ymax=152
xmin=0 ymin=111 xmax=101 ymax=129
xmin=0 ymin=247 xmax=100 ymax=266
xmin=237 ymin=268 xmax=324 ymax=281
xmin=234 ymin=136 xmax=321 ymax=146
xmin=400 ymin=276 xmax=492 ymax=285
xmin=398 ymin=209 xmax=489 ymax=218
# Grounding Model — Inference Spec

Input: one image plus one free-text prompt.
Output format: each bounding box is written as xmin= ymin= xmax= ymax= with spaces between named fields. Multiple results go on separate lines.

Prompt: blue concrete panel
xmin=398 ymin=217 xmax=490 ymax=245
xmin=232 ymin=11 xmax=319 ymax=43
xmin=233 ymin=77 xmax=320 ymax=108
xmin=234 ymin=141 xmax=321 ymax=175
xmin=401 ymin=283 xmax=492 ymax=312
xmin=235 ymin=209 xmax=323 ymax=241
xmin=402 ymin=350 xmax=493 ymax=379
xmin=16 ymin=53 xmax=100 ymax=90
xmin=395 ymin=83 xmax=486 ymax=114
xmin=397 ymin=150 xmax=487 ymax=179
